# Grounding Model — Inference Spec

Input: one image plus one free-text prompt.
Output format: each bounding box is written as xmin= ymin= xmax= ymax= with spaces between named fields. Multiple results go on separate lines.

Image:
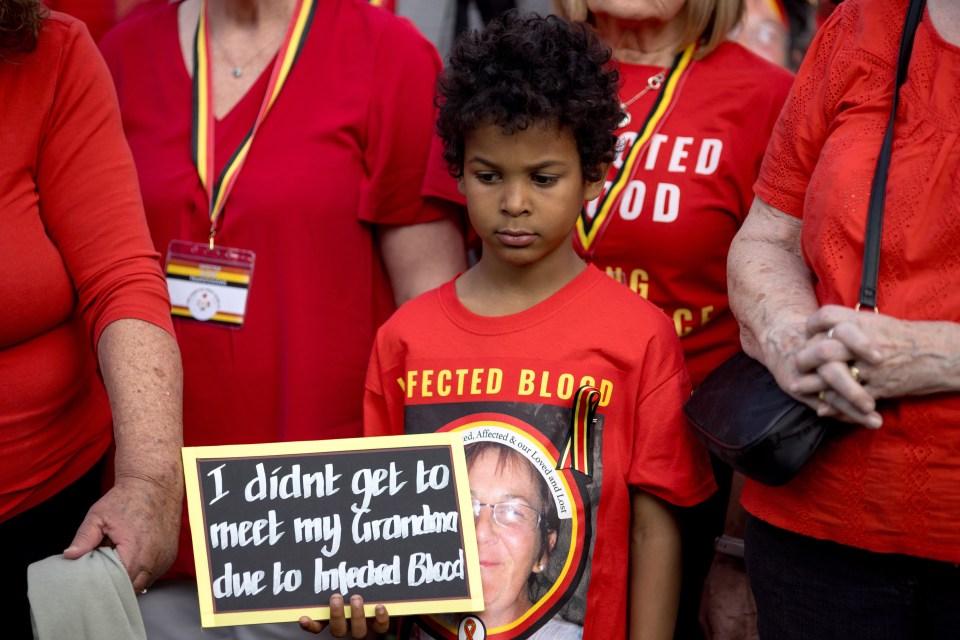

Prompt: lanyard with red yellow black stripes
xmin=191 ymin=0 xmax=317 ymax=248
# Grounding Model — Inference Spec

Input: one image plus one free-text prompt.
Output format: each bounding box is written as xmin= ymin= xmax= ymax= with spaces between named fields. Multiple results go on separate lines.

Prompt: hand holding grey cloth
xmin=28 ymin=546 xmax=147 ymax=640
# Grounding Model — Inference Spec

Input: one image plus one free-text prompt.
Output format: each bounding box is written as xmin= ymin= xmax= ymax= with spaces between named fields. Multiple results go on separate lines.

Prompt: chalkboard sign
xmin=183 ymin=433 xmax=483 ymax=627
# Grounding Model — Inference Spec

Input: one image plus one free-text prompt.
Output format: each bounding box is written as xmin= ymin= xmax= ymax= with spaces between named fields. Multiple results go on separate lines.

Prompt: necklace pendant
xmin=231 ymin=67 xmax=243 ymax=79
xmin=618 ymin=105 xmax=631 ymax=129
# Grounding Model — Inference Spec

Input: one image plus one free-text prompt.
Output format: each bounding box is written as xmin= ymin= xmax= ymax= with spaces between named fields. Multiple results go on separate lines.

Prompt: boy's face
xmin=459 ymin=123 xmax=605 ymax=270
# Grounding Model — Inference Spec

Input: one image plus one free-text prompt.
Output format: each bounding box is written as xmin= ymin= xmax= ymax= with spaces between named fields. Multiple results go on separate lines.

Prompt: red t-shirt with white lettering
xmin=576 ymin=43 xmax=793 ymax=386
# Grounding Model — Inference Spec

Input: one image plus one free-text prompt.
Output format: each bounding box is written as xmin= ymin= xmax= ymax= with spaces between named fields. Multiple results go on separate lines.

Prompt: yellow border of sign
xmin=182 ymin=433 xmax=483 ymax=628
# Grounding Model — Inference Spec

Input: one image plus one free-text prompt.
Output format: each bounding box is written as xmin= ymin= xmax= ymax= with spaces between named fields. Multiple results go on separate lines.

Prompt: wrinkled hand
xmin=788 ymin=306 xmax=885 ymax=427
xmin=300 ymin=594 xmax=390 ymax=638
xmin=808 ymin=305 xmax=959 ymax=397
xmin=753 ymin=318 xmax=816 ymax=403
xmin=699 ymin=554 xmax=759 ymax=640
xmin=63 ymin=475 xmax=181 ymax=593
xmin=790 ymin=305 xmax=959 ymax=427
xmin=755 ymin=309 xmax=883 ymax=428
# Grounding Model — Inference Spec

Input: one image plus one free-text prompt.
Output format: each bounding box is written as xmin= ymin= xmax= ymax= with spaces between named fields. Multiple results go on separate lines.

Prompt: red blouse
xmin=100 ymin=0 xmax=457 ymax=576
xmin=0 ymin=13 xmax=173 ymax=521
xmin=749 ymin=0 xmax=960 ymax=562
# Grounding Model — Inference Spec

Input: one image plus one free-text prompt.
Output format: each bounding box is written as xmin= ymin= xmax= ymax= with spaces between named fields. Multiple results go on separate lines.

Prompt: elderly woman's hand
xmin=62 ymin=319 xmax=184 ymax=592
xmin=787 ymin=305 xmax=884 ymax=427
xmin=790 ymin=305 xmax=960 ymax=426
xmin=744 ymin=316 xmax=824 ymax=407
xmin=811 ymin=305 xmax=960 ymax=394
xmin=728 ymin=198 xmax=847 ymax=415
xmin=64 ymin=475 xmax=182 ymax=592
xmin=299 ymin=594 xmax=390 ymax=638
xmin=751 ymin=308 xmax=884 ymax=429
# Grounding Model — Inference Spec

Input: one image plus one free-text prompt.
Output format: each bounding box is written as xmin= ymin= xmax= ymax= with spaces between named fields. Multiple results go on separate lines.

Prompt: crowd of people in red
xmin=2 ymin=0 xmax=956 ymax=638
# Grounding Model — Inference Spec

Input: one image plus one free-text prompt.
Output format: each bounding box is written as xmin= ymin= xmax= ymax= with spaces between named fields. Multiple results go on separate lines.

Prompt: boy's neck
xmin=455 ymin=251 xmax=588 ymax=317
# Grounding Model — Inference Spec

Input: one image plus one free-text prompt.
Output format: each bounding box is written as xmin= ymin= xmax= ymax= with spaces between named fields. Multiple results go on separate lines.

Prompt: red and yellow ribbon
xmin=558 ymin=385 xmax=600 ymax=476
xmin=192 ymin=0 xmax=317 ymax=248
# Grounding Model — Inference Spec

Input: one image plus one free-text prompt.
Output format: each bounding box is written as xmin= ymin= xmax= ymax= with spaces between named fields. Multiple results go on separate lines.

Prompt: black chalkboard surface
xmin=182 ymin=433 xmax=483 ymax=627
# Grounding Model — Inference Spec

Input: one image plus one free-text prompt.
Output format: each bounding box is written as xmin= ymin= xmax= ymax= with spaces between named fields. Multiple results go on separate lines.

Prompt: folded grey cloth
xmin=28 ymin=547 xmax=147 ymax=640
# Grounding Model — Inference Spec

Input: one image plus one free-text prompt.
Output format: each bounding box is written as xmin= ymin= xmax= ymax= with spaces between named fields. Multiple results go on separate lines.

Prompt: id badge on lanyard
xmin=164 ymin=0 xmax=316 ymax=327
xmin=166 ymin=240 xmax=254 ymax=326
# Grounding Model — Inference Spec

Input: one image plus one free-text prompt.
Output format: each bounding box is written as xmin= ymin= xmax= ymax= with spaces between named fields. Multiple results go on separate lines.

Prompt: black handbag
xmin=683 ymin=0 xmax=926 ymax=487
xmin=684 ymin=352 xmax=841 ymax=486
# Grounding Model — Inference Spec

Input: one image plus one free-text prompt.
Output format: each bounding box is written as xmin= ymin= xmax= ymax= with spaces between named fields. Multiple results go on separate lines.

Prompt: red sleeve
xmin=35 ymin=17 xmax=173 ymax=348
xmin=421 ymin=130 xmax=470 ymax=247
xmin=363 ymin=329 xmax=406 ymax=437
xmin=422 ymin=129 xmax=465 ymax=206
xmin=627 ymin=318 xmax=716 ymax=507
xmin=754 ymin=4 xmax=850 ymax=217
xmin=358 ymin=16 xmax=446 ymax=226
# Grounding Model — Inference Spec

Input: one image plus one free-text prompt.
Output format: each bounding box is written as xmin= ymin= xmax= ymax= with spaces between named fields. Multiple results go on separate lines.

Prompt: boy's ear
xmin=457 ymin=175 xmax=466 ymax=196
xmin=583 ymin=163 xmax=610 ymax=201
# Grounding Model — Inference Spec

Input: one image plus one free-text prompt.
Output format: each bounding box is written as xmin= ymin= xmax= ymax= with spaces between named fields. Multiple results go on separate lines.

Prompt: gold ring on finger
xmin=850 ymin=365 xmax=861 ymax=384
xmin=818 ymin=390 xmax=826 ymax=402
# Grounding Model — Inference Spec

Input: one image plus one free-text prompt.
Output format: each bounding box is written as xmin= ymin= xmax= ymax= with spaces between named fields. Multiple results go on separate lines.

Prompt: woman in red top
xmin=99 ymin=0 xmax=465 ymax=636
xmin=554 ymin=1 xmax=793 ymax=637
xmin=0 ymin=2 xmax=183 ymax=636
xmin=728 ymin=0 xmax=960 ymax=636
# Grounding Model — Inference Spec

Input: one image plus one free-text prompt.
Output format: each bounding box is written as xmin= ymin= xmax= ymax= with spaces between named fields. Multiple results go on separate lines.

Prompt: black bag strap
xmin=858 ymin=0 xmax=926 ymax=310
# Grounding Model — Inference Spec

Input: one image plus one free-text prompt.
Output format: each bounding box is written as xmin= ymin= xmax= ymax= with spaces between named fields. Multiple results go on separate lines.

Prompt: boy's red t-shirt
xmin=365 ymin=266 xmax=715 ymax=639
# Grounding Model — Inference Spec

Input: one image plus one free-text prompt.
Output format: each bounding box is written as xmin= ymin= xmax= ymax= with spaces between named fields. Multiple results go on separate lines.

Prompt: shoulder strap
xmin=858 ymin=0 xmax=926 ymax=309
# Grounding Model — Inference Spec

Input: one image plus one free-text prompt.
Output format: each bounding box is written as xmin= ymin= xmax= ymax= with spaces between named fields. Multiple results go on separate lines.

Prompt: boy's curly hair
xmin=0 ymin=0 xmax=46 ymax=54
xmin=436 ymin=11 xmax=621 ymax=183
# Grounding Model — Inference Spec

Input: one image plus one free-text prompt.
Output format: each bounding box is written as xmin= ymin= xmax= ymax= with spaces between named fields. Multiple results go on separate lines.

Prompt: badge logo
xmin=187 ymin=287 xmax=220 ymax=321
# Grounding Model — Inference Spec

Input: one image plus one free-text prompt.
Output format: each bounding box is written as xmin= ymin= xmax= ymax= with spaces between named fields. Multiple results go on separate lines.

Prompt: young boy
xmin=304 ymin=11 xmax=715 ymax=640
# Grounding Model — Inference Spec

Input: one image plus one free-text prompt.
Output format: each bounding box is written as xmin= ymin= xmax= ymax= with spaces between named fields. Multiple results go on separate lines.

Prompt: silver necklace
xmin=618 ymin=71 xmax=666 ymax=128
xmin=214 ymin=28 xmax=286 ymax=79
